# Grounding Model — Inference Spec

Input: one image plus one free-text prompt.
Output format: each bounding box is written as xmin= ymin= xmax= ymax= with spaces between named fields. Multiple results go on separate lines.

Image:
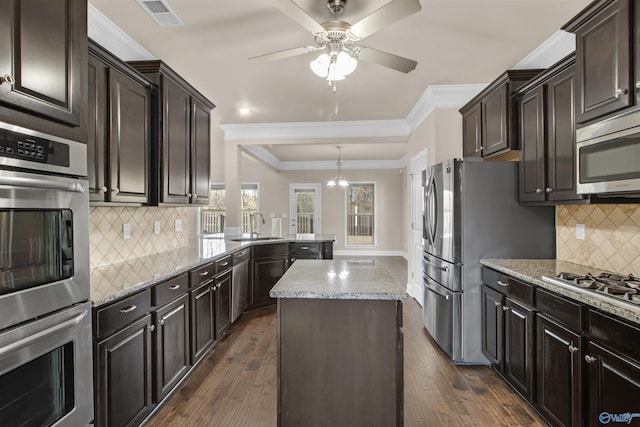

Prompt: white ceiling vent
xmin=136 ymin=0 xmax=183 ymax=26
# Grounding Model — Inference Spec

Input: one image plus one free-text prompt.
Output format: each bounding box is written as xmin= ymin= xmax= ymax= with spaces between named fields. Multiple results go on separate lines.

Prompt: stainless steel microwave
xmin=576 ymin=109 xmax=640 ymax=196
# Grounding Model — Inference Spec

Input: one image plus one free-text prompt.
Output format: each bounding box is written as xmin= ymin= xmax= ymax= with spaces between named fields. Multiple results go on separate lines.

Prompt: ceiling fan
xmin=251 ymin=0 xmax=422 ymax=91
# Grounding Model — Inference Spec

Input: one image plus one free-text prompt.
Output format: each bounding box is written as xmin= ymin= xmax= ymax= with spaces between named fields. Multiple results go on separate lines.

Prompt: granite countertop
xmin=480 ymin=259 xmax=640 ymax=324
xmin=91 ymin=234 xmax=335 ymax=307
xmin=270 ymin=259 xmax=408 ymax=301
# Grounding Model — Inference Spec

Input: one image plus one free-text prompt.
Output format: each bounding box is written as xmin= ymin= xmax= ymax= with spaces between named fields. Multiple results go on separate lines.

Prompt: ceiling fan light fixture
xmin=336 ymin=51 xmax=357 ymax=76
xmin=310 ymin=53 xmax=330 ymax=77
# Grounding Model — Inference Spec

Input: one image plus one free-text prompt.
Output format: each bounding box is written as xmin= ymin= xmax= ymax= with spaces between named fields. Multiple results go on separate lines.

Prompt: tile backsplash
xmin=89 ymin=206 xmax=193 ymax=268
xmin=556 ymin=204 xmax=640 ymax=274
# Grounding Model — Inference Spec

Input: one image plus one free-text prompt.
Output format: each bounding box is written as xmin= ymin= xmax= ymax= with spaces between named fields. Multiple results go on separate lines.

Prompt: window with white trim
xmin=345 ymin=183 xmax=375 ymax=246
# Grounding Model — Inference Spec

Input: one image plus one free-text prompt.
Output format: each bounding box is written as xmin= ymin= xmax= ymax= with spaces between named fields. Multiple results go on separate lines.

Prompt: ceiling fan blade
xmin=268 ymin=0 xmax=326 ymax=33
xmin=349 ymin=0 xmax=422 ymax=39
xmin=356 ymin=46 xmax=417 ymax=73
xmin=249 ymin=46 xmax=321 ymax=61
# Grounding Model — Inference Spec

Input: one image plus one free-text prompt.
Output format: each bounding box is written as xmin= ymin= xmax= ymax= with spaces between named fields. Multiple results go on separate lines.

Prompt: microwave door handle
xmin=0 ymin=309 xmax=88 ymax=357
xmin=0 ymin=175 xmax=85 ymax=193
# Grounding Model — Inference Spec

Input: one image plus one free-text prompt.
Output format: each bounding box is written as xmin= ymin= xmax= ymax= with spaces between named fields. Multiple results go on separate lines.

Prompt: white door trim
xmin=409 ymin=149 xmax=428 ymax=304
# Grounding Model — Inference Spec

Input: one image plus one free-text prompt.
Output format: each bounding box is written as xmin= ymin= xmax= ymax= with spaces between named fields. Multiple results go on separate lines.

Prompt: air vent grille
xmin=136 ymin=0 xmax=183 ymax=27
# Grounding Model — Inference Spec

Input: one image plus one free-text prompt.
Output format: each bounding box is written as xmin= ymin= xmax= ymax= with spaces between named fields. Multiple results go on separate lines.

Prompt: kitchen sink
xmin=231 ymin=236 xmax=284 ymax=242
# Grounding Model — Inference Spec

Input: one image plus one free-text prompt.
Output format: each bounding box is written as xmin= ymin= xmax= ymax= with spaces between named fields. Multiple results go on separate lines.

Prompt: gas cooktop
xmin=543 ymin=272 xmax=640 ymax=305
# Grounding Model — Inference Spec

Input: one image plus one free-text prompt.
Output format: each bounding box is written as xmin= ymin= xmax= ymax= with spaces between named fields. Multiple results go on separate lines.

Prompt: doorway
xmin=289 ymin=184 xmax=321 ymax=235
xmin=409 ymin=150 xmax=427 ymax=304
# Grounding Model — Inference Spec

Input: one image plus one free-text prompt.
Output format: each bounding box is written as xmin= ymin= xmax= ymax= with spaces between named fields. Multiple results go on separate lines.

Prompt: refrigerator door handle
xmin=424 ymin=283 xmax=450 ymax=300
xmin=425 ymin=173 xmax=438 ymax=245
xmin=424 ymin=259 xmax=449 ymax=272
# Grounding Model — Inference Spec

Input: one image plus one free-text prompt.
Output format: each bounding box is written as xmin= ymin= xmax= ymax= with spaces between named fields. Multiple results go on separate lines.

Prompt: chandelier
xmin=327 ymin=146 xmax=349 ymax=187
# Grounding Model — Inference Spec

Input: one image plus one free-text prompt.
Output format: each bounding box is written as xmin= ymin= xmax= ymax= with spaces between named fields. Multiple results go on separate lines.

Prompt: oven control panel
xmin=0 ymin=128 xmax=70 ymax=167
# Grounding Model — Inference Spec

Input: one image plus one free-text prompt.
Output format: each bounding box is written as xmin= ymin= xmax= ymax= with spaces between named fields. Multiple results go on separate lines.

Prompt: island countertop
xmin=270 ymin=259 xmax=408 ymax=300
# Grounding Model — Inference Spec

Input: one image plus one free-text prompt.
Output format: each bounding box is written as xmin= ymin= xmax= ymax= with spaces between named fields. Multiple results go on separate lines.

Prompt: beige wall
xmin=239 ymin=153 xmax=404 ymax=254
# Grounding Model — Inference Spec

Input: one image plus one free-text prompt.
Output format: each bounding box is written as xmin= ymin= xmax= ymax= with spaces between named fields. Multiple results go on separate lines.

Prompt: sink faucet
xmin=251 ymin=212 xmax=265 ymax=238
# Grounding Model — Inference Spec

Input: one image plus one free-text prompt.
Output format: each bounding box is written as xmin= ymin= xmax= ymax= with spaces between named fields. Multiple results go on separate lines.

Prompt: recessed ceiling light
xmin=239 ymin=107 xmax=251 ymax=115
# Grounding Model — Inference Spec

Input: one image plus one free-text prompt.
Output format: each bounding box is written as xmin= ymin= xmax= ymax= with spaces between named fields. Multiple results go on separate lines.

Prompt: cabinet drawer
xmin=190 ymin=262 xmax=214 ymax=289
xmin=536 ymin=288 xmax=584 ymax=333
xmin=252 ymin=242 xmax=289 ymax=258
xmin=95 ymin=289 xmax=151 ymax=339
xmin=589 ymin=310 xmax=640 ymax=362
xmin=290 ymin=242 xmax=321 ymax=255
xmin=152 ymin=273 xmax=188 ymax=307
xmin=482 ymin=267 xmax=534 ymax=307
xmin=215 ymin=255 xmax=232 ymax=275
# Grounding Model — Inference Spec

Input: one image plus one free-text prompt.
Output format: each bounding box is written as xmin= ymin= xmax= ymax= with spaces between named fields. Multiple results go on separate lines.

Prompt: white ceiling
xmin=88 ymin=0 xmax=591 ymax=167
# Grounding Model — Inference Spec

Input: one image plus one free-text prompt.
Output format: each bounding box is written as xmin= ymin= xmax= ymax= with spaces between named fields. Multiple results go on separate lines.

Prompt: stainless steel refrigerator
xmin=421 ymin=158 xmax=555 ymax=364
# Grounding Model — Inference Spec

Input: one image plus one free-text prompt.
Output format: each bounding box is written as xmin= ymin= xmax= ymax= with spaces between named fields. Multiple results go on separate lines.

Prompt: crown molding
xmin=88 ymin=4 xmax=155 ymax=61
xmin=405 ymin=84 xmax=487 ymax=130
xmin=513 ymin=30 xmax=575 ymax=70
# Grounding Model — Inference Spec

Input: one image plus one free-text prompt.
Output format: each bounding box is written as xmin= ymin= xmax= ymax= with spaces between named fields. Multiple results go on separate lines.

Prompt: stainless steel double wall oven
xmin=0 ymin=122 xmax=93 ymax=427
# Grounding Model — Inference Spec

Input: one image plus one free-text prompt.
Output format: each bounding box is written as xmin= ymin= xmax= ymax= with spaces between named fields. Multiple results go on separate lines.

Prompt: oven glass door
xmin=0 ymin=209 xmax=74 ymax=295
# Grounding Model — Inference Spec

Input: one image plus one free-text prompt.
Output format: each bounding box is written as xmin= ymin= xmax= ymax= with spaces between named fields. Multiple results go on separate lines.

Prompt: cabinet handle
xmin=300 ymin=246 xmax=309 ymax=250
xmin=494 ymin=301 xmax=501 ymax=307
xmin=0 ymin=74 xmax=15 ymax=85
xmin=479 ymin=146 xmax=484 ymax=150
xmin=536 ymin=188 xmax=543 ymax=194
xmin=112 ymin=188 xmax=119 ymax=194
xmin=502 ymin=306 xmax=510 ymax=312
xmin=220 ymin=261 xmax=229 ymax=266
xmin=193 ymin=194 xmax=198 ymax=199
xmin=585 ymin=355 xmax=597 ymax=363
xmin=568 ymin=345 xmax=579 ymax=353
xmin=199 ymin=271 xmax=209 ymax=276
xmin=168 ymin=284 xmax=181 ymax=290
xmin=636 ymin=81 xmax=640 ymax=89
xmin=187 ymin=193 xmax=192 ymax=198
xmin=119 ymin=305 xmax=137 ymax=314
xmin=98 ymin=186 xmax=107 ymax=194
xmin=497 ymin=280 xmax=508 ymax=287
xmin=545 ymin=187 xmax=553 ymax=194
xmin=149 ymin=324 xmax=155 ymax=332
xmin=615 ymin=88 xmax=629 ymax=98
xmin=160 ymin=319 xmax=164 ymax=326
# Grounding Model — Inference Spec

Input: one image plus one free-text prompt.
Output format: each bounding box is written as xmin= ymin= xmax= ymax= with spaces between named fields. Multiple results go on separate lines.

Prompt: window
xmin=346 ymin=183 xmax=375 ymax=246
xmin=199 ymin=184 xmax=259 ymax=235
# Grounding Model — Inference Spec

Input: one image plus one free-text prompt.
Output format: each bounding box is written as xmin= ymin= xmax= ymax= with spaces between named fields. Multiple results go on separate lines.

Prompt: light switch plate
xmin=123 ymin=223 xmax=131 ymax=239
xmin=576 ymin=223 xmax=585 ymax=240
xmin=281 ymin=213 xmax=287 ymax=218
xmin=175 ymin=219 xmax=182 ymax=232
xmin=153 ymin=221 xmax=161 ymax=235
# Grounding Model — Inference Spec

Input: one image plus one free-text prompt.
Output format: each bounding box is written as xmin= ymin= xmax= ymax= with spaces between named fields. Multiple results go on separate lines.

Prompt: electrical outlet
xmin=281 ymin=213 xmax=287 ymax=218
xmin=270 ymin=213 xmax=275 ymax=218
xmin=576 ymin=223 xmax=585 ymax=240
xmin=153 ymin=221 xmax=161 ymax=235
xmin=123 ymin=223 xmax=131 ymax=239
xmin=175 ymin=219 xmax=183 ymax=232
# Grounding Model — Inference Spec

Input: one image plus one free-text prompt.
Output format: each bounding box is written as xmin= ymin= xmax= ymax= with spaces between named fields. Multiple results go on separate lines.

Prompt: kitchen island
xmin=270 ymin=259 xmax=408 ymax=427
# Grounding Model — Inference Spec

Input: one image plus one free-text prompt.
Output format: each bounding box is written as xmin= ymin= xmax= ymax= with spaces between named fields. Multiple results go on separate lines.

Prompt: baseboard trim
xmin=334 ymin=250 xmax=407 ymax=257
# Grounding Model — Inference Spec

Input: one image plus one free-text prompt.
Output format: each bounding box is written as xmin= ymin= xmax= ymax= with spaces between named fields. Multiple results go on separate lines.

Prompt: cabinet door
xmin=153 ymin=294 xmax=190 ymax=402
xmin=96 ymin=315 xmax=153 ymax=427
xmin=109 ymin=68 xmax=150 ymax=203
xmin=215 ymin=270 xmax=232 ymax=337
xmin=190 ymin=283 xmax=214 ymax=364
xmin=575 ymin=0 xmax=631 ymax=123
xmin=481 ymin=285 xmax=504 ymax=369
xmin=0 ymin=0 xmax=84 ymax=126
xmin=190 ymin=98 xmax=211 ymax=205
xmin=586 ymin=342 xmax=640 ymax=427
xmin=536 ymin=315 xmax=583 ymax=427
xmin=462 ymin=103 xmax=482 ymax=157
xmin=504 ymin=298 xmax=535 ymax=401
xmin=87 ymin=54 xmax=108 ymax=202
xmin=518 ymin=86 xmax=546 ymax=203
xmin=481 ymin=83 xmax=509 ymax=156
xmin=162 ymin=78 xmax=190 ymax=204
xmin=547 ymin=65 xmax=582 ymax=202
xmin=251 ymin=256 xmax=288 ymax=308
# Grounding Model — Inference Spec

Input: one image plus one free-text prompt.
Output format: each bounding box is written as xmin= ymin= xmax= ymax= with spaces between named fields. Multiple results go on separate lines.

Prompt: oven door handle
xmin=0 ymin=309 xmax=88 ymax=357
xmin=0 ymin=175 xmax=85 ymax=193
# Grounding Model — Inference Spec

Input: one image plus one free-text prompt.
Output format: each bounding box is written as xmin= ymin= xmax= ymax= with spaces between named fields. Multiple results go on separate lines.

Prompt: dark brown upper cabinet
xmin=563 ymin=0 xmax=632 ymax=124
xmin=128 ymin=61 xmax=215 ymax=205
xmin=516 ymin=55 xmax=586 ymax=204
xmin=460 ymin=70 xmax=542 ymax=161
xmin=0 ymin=0 xmax=87 ymax=142
xmin=88 ymin=41 xmax=152 ymax=204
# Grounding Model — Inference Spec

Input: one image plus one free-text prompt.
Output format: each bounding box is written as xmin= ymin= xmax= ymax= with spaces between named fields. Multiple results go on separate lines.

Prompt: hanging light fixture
xmin=327 ymin=146 xmax=349 ymax=187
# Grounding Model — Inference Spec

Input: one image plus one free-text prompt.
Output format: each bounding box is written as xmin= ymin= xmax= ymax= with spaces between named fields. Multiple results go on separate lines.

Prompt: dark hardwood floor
xmin=144 ymin=258 xmax=546 ymax=427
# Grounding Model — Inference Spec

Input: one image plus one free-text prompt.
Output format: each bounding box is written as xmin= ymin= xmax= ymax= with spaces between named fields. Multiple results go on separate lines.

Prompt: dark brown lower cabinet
xmin=481 ymin=285 xmax=504 ymax=369
xmin=190 ymin=281 xmax=214 ymax=364
xmin=536 ymin=315 xmax=583 ymax=427
xmin=95 ymin=315 xmax=153 ymax=427
xmin=153 ymin=294 xmax=191 ymax=401
xmin=504 ymin=298 xmax=535 ymax=401
xmin=215 ymin=269 xmax=232 ymax=337
xmin=250 ymin=244 xmax=289 ymax=309
xmin=586 ymin=342 xmax=640 ymax=427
